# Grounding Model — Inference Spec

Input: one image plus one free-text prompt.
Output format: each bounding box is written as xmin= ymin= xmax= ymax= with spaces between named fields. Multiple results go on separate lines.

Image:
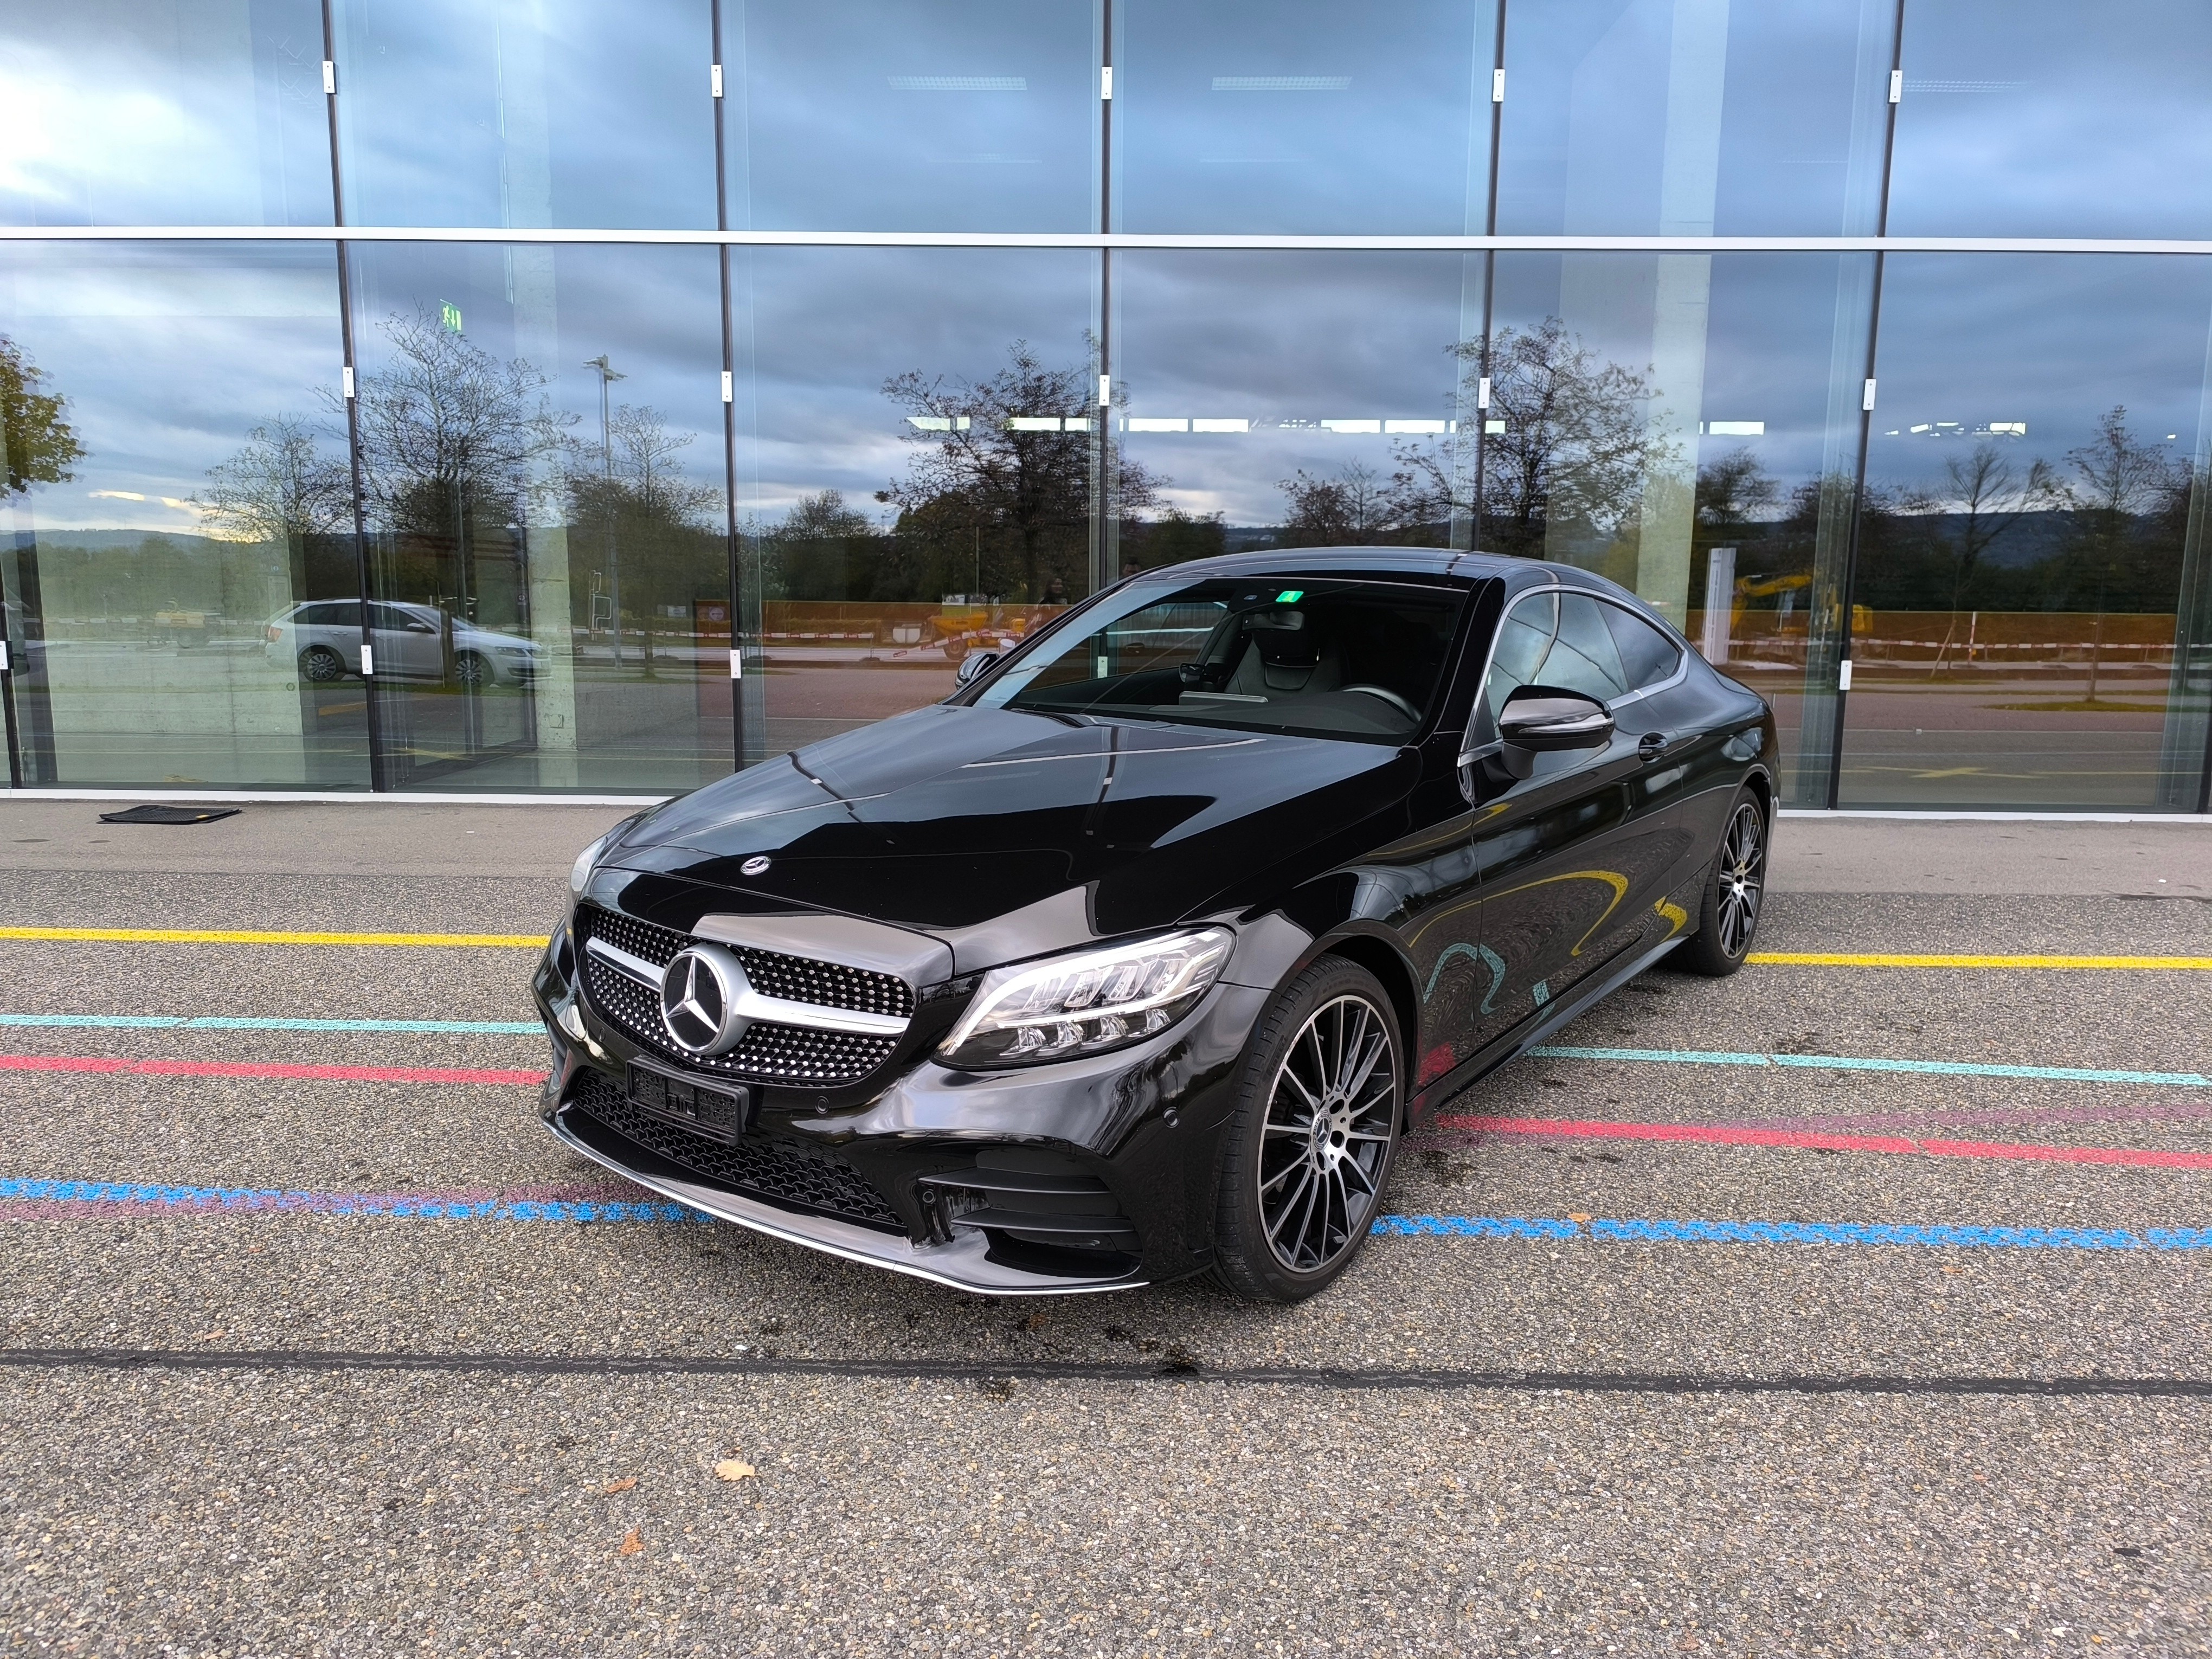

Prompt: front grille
xmin=566 ymin=1069 xmax=903 ymax=1232
xmin=576 ymin=904 xmax=906 ymax=1086
xmin=580 ymin=905 xmax=914 ymax=1019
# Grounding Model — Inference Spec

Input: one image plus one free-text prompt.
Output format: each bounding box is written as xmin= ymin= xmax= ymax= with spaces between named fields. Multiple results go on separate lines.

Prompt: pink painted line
xmin=1703 ymin=1099 xmax=2212 ymax=1138
xmin=1435 ymin=1114 xmax=2212 ymax=1171
xmin=0 ymin=1053 xmax=547 ymax=1087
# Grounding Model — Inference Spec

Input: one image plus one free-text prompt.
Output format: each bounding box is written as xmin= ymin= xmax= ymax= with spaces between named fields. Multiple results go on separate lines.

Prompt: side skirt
xmin=1409 ymin=932 xmax=1687 ymax=1123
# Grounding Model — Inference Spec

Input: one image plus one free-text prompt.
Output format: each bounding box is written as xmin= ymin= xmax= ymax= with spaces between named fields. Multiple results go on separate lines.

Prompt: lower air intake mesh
xmin=566 ymin=1068 xmax=903 ymax=1232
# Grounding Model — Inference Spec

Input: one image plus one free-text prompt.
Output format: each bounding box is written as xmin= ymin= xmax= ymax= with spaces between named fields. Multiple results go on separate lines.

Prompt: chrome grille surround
xmin=575 ymin=904 xmax=905 ymax=1085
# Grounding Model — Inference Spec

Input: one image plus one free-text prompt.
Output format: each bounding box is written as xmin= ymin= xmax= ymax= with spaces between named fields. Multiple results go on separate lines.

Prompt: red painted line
xmin=1436 ymin=1114 xmax=2212 ymax=1172
xmin=0 ymin=1054 xmax=547 ymax=1087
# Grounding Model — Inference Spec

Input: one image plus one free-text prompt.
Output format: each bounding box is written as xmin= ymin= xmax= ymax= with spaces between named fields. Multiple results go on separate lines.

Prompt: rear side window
xmin=1602 ymin=601 xmax=1683 ymax=690
xmin=295 ymin=601 xmax=360 ymax=627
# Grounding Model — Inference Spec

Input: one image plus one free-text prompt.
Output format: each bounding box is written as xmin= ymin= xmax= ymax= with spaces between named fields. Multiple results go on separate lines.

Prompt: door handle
xmin=1637 ymin=731 xmax=1669 ymax=762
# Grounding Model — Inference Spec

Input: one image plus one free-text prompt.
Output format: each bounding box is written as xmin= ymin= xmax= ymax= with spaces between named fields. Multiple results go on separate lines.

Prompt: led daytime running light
xmin=938 ymin=928 xmax=1233 ymax=1068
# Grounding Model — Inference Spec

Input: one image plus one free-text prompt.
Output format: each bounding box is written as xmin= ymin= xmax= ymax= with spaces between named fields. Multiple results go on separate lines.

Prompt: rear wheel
xmin=1677 ymin=787 xmax=1768 ymax=976
xmin=298 ymin=645 xmax=345 ymax=683
xmin=1211 ymin=957 xmax=1402 ymax=1303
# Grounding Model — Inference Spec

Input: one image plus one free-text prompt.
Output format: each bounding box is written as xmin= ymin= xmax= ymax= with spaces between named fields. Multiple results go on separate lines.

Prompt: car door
xmin=1458 ymin=588 xmax=1650 ymax=1055
xmin=370 ymin=603 xmax=442 ymax=680
xmin=1596 ymin=596 xmax=1709 ymax=940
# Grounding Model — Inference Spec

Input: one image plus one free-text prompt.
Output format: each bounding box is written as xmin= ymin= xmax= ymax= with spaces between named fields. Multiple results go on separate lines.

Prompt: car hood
xmin=601 ymin=702 xmax=1417 ymax=961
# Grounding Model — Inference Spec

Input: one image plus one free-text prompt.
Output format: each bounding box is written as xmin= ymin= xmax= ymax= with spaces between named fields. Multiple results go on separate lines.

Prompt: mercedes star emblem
xmin=659 ymin=943 xmax=752 ymax=1056
xmin=741 ymin=855 xmax=771 ymax=876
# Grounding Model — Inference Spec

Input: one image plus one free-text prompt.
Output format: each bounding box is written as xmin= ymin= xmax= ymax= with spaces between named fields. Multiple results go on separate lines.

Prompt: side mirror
xmin=954 ymin=649 xmax=1001 ymax=689
xmin=1496 ymin=684 xmax=1615 ymax=752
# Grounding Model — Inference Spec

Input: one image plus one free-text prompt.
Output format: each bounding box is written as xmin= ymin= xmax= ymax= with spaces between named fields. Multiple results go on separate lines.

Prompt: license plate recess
xmin=626 ymin=1060 xmax=753 ymax=1143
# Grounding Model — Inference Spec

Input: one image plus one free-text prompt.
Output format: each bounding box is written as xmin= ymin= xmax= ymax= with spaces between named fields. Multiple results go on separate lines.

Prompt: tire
xmin=1677 ymin=786 xmax=1769 ymax=977
xmin=942 ymin=636 xmax=969 ymax=662
xmin=1210 ymin=956 xmax=1404 ymax=1303
xmin=298 ymin=645 xmax=345 ymax=684
xmin=453 ymin=651 xmax=491 ymax=689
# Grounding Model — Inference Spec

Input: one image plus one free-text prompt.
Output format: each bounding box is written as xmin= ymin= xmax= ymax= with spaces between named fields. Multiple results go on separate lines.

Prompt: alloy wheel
xmin=1716 ymin=800 xmax=1766 ymax=957
xmin=1256 ymin=993 xmax=1398 ymax=1274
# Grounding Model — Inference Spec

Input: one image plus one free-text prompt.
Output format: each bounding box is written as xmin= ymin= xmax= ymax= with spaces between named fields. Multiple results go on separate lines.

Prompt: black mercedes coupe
xmin=534 ymin=549 xmax=1776 ymax=1301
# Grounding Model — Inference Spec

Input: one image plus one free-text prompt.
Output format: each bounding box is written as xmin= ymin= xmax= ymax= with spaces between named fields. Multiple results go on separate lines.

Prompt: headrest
xmin=1246 ymin=608 xmax=1320 ymax=667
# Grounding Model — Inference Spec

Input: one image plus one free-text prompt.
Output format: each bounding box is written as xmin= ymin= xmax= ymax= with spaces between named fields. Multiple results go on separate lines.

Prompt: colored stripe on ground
xmin=0 ymin=1014 xmax=541 ymax=1035
xmin=1437 ymin=1113 xmax=2212 ymax=1171
xmin=1530 ymin=1045 xmax=2212 ymax=1087
xmin=1745 ymin=951 xmax=2212 ymax=969
xmin=7 ymin=1051 xmax=2205 ymax=1169
xmin=0 ymin=1054 xmax=542 ymax=1086
xmin=5 ymin=1175 xmax=2207 ymax=1250
xmin=0 ymin=927 xmax=542 ymax=947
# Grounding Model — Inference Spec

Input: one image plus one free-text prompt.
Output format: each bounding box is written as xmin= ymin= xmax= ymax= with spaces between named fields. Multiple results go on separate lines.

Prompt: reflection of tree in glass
xmin=1277 ymin=461 xmax=1398 ymax=547
xmin=755 ymin=490 xmax=880 ymax=602
xmin=1387 ymin=319 xmax=1668 ymax=558
xmin=1 ymin=334 xmax=85 ymax=499
xmin=563 ymin=404 xmax=722 ymax=665
xmin=344 ymin=310 xmax=573 ymax=539
xmin=2050 ymin=407 xmax=2183 ymax=702
xmin=194 ymin=416 xmax=351 ymax=544
xmin=1913 ymin=442 xmax=2055 ymax=626
xmin=879 ymin=342 xmax=1156 ymax=602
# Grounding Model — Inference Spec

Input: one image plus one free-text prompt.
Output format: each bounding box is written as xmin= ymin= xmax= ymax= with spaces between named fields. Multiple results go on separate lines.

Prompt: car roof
xmin=1124 ymin=546 xmax=1655 ymax=609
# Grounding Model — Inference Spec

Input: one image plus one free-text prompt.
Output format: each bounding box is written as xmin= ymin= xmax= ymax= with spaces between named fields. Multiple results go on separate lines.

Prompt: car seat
xmin=1222 ymin=609 xmax=1343 ymax=698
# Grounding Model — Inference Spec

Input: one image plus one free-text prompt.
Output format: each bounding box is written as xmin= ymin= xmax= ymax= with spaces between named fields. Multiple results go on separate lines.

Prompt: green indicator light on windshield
xmin=1275 ymin=589 xmax=1304 ymax=603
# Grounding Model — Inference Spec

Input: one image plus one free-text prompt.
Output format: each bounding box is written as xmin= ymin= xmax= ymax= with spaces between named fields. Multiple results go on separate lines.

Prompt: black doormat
xmin=95 ymin=806 xmax=242 ymax=826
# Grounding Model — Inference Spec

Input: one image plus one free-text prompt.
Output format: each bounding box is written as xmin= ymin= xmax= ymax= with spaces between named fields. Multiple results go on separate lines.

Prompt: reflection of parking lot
xmin=2 ymin=809 xmax=2208 ymax=1652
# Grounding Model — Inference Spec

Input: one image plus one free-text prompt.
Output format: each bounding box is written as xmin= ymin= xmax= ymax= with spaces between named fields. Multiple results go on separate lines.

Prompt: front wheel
xmin=453 ymin=651 xmax=491 ymax=690
xmin=1677 ymin=787 xmax=1769 ymax=977
xmin=1210 ymin=957 xmax=1403 ymax=1303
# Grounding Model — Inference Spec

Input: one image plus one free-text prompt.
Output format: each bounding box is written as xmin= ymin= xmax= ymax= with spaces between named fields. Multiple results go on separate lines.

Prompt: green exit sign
xmin=440 ymin=301 xmax=464 ymax=334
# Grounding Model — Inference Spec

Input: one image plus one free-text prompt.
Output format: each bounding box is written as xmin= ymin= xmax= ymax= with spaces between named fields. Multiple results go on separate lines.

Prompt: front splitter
xmin=546 ymin=1108 xmax=1148 ymax=1297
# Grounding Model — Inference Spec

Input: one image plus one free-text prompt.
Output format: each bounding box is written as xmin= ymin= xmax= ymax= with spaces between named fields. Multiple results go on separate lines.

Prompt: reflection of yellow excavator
xmin=1732 ymin=569 xmax=1813 ymax=632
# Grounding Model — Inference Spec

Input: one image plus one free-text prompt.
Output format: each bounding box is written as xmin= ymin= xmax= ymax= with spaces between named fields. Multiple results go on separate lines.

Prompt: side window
xmin=1600 ymin=601 xmax=1683 ymax=690
xmin=1541 ymin=595 xmax=1629 ymax=701
xmin=1480 ymin=592 xmax=1558 ymax=731
xmin=304 ymin=601 xmax=361 ymax=628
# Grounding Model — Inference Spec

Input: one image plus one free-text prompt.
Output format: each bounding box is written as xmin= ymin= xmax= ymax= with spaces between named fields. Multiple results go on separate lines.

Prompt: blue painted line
xmin=0 ymin=1014 xmax=541 ymax=1036
xmin=1530 ymin=1045 xmax=2212 ymax=1088
xmin=11 ymin=1175 xmax=2207 ymax=1251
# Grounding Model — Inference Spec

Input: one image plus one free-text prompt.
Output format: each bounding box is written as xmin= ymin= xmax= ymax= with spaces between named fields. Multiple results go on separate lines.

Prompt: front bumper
xmin=533 ymin=936 xmax=1269 ymax=1295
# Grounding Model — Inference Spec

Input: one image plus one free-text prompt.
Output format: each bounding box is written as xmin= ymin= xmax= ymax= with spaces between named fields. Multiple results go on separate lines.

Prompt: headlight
xmin=569 ymin=834 xmax=608 ymax=898
xmin=937 ymin=928 xmax=1232 ymax=1069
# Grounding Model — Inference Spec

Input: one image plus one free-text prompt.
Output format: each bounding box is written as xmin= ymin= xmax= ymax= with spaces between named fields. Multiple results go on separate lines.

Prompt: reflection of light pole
xmin=584 ymin=353 xmax=627 ymax=665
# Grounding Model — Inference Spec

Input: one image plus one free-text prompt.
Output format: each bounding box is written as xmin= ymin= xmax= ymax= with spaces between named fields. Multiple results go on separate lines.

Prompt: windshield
xmin=971 ymin=574 xmax=1469 ymax=742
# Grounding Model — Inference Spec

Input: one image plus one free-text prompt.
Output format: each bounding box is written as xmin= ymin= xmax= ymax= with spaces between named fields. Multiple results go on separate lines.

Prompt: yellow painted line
xmin=1748 ymin=951 xmax=2212 ymax=970
xmin=0 ymin=927 xmax=542 ymax=948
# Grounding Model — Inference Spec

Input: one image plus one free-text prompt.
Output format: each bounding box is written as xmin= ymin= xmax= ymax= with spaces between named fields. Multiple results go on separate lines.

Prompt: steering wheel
xmin=1343 ymin=684 xmax=1419 ymax=721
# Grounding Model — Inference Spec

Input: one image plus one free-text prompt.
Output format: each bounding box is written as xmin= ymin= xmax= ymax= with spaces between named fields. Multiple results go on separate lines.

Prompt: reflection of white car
xmin=265 ymin=600 xmax=543 ymax=688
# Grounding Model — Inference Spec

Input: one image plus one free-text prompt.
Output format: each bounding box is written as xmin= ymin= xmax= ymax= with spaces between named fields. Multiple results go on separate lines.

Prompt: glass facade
xmin=2 ymin=0 xmax=2209 ymax=810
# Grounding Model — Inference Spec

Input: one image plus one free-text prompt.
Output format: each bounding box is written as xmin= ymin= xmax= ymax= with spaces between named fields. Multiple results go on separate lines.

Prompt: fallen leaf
xmin=1567 ymin=1213 xmax=1591 ymax=1225
xmin=603 ymin=1478 xmax=637 ymax=1495
xmin=618 ymin=1527 xmax=643 ymax=1556
xmin=715 ymin=1459 xmax=756 ymax=1482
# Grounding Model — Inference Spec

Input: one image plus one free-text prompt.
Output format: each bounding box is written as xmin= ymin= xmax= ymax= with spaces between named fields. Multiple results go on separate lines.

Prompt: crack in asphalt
xmin=3 ymin=1345 xmax=2209 ymax=1397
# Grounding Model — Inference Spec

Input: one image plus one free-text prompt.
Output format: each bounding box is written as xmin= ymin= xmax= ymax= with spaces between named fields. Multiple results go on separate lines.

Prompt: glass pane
xmin=0 ymin=241 xmax=365 ymax=789
xmin=1840 ymin=255 xmax=2212 ymax=812
xmin=1113 ymin=250 xmax=1478 ymax=575
xmin=1548 ymin=591 xmax=1630 ymax=698
xmin=1887 ymin=0 xmax=2212 ymax=239
xmin=0 ymin=0 xmax=332 ymax=226
xmin=1114 ymin=0 xmax=1494 ymax=234
xmin=1484 ymin=592 xmax=1558 ymax=726
xmin=1486 ymin=250 xmax=1874 ymax=804
xmin=1602 ymin=599 xmax=1682 ymax=688
xmin=730 ymin=247 xmax=1098 ymax=761
xmin=332 ymin=0 xmax=716 ymax=229
xmin=975 ymin=572 xmax=1467 ymax=741
xmin=728 ymin=0 xmax=1098 ymax=232
xmin=1496 ymin=0 xmax=1892 ymax=236
xmin=344 ymin=242 xmax=733 ymax=792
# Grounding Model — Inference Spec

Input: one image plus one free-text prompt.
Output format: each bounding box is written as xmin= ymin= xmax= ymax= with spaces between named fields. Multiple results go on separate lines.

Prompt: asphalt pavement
xmin=2 ymin=799 xmax=2209 ymax=1656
